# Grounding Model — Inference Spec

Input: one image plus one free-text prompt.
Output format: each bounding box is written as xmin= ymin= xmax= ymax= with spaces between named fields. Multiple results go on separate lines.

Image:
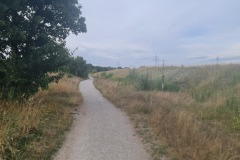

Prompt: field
xmin=94 ymin=64 xmax=240 ymax=160
xmin=0 ymin=76 xmax=82 ymax=159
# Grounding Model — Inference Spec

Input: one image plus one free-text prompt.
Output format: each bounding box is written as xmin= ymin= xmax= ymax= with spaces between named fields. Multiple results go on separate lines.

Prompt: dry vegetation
xmin=94 ymin=64 xmax=240 ymax=160
xmin=0 ymin=76 xmax=82 ymax=160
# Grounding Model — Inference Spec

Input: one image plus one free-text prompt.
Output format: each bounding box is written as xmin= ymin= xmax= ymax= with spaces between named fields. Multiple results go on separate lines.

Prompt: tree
xmin=0 ymin=0 xmax=86 ymax=99
xmin=63 ymin=56 xmax=88 ymax=78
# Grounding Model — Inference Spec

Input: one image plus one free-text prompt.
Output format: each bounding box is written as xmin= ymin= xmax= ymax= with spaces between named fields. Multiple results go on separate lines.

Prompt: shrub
xmin=232 ymin=114 xmax=240 ymax=130
xmin=101 ymin=72 xmax=113 ymax=79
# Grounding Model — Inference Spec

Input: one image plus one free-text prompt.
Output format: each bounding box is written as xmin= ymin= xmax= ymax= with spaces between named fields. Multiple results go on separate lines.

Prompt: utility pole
xmin=154 ymin=55 xmax=159 ymax=67
xmin=162 ymin=59 xmax=165 ymax=91
xmin=216 ymin=56 xmax=219 ymax=65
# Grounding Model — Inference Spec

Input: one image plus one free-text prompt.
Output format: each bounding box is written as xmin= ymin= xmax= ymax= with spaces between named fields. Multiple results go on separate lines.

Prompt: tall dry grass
xmin=0 ymin=76 xmax=81 ymax=159
xmin=94 ymin=65 xmax=240 ymax=160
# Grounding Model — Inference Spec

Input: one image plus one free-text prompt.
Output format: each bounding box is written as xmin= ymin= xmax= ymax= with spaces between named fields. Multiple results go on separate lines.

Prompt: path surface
xmin=54 ymin=78 xmax=150 ymax=160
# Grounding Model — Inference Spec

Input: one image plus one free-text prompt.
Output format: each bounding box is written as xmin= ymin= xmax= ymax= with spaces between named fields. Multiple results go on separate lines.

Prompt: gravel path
xmin=54 ymin=78 xmax=150 ymax=160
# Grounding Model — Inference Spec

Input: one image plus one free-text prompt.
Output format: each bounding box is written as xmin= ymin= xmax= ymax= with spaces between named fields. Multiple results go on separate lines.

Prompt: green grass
xmin=96 ymin=64 xmax=240 ymax=159
xmin=105 ymin=64 xmax=240 ymax=130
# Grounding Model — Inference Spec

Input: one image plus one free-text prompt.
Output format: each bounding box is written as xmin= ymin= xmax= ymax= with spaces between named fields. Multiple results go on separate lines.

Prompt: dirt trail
xmin=54 ymin=78 xmax=150 ymax=160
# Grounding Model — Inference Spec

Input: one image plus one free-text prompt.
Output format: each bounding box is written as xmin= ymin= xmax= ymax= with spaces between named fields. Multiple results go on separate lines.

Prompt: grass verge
xmin=94 ymin=65 xmax=240 ymax=160
xmin=0 ymin=76 xmax=82 ymax=160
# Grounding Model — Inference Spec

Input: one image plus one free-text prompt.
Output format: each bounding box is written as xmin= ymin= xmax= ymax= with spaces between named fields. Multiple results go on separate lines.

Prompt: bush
xmin=137 ymin=73 xmax=152 ymax=90
xmin=100 ymin=72 xmax=113 ymax=79
xmin=123 ymin=70 xmax=179 ymax=92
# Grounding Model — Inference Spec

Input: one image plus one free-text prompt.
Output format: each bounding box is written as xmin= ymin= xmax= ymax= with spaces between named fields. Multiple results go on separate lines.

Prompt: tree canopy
xmin=0 ymin=0 xmax=86 ymax=99
xmin=62 ymin=56 xmax=88 ymax=78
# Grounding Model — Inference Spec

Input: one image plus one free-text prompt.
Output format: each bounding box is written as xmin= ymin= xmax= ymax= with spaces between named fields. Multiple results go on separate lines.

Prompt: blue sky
xmin=66 ymin=0 xmax=240 ymax=67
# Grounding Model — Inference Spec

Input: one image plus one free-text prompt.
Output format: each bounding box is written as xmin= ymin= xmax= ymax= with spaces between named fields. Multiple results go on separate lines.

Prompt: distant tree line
xmin=61 ymin=56 xmax=118 ymax=79
xmin=86 ymin=64 xmax=119 ymax=73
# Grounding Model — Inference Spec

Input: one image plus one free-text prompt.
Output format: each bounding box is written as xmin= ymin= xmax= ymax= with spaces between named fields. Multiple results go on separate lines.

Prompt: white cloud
xmin=66 ymin=0 xmax=240 ymax=66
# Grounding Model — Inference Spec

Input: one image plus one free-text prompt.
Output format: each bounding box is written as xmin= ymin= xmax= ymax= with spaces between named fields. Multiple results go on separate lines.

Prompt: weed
xmin=94 ymin=64 xmax=240 ymax=160
xmin=100 ymin=72 xmax=113 ymax=79
xmin=232 ymin=108 xmax=240 ymax=130
xmin=121 ymin=69 xmax=180 ymax=92
xmin=0 ymin=76 xmax=82 ymax=159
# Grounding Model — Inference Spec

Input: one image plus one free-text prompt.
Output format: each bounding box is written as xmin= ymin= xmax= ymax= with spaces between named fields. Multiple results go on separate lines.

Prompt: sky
xmin=66 ymin=0 xmax=240 ymax=67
